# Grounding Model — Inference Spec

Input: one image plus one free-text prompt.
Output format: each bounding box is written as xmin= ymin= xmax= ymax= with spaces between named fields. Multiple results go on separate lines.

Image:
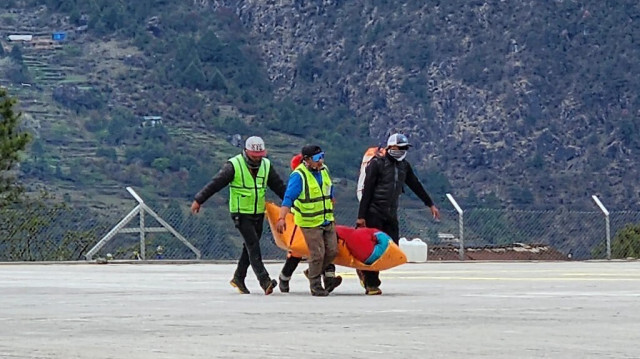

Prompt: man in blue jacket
xmin=276 ymin=145 xmax=342 ymax=296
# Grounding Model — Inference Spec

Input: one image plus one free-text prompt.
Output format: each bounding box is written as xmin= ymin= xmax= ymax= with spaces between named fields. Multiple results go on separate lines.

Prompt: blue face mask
xmin=388 ymin=149 xmax=407 ymax=161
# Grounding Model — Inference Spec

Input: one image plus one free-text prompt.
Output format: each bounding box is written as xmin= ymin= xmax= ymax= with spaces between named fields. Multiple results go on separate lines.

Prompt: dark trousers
xmin=280 ymin=254 xmax=335 ymax=279
xmin=361 ymin=214 xmax=399 ymax=288
xmin=280 ymin=254 xmax=302 ymax=279
xmin=232 ymin=213 xmax=270 ymax=284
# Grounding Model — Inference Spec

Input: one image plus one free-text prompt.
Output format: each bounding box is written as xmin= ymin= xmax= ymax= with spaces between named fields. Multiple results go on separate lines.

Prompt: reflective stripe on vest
xmin=292 ymin=164 xmax=334 ymax=227
xmin=228 ymin=154 xmax=270 ymax=214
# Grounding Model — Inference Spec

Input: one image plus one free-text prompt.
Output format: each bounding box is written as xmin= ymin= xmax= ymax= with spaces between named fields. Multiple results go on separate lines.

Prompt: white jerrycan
xmin=399 ymin=237 xmax=428 ymax=262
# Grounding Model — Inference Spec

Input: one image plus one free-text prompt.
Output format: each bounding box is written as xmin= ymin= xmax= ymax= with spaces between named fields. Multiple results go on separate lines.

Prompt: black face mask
xmin=243 ymin=151 xmax=261 ymax=169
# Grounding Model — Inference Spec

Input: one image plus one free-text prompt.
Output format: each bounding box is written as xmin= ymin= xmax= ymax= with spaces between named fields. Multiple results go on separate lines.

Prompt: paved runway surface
xmin=1 ymin=261 xmax=639 ymax=359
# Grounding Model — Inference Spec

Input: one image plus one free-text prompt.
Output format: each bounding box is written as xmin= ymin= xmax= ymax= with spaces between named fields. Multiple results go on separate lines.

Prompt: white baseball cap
xmin=386 ymin=133 xmax=411 ymax=148
xmin=245 ymin=136 xmax=267 ymax=157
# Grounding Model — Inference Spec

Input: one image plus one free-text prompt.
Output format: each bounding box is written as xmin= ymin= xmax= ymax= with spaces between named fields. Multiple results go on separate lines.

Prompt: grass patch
xmin=60 ymin=75 xmax=89 ymax=84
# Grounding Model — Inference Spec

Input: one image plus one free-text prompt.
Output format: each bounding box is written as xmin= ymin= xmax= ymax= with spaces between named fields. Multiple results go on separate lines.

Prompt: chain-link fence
xmin=1 ymin=196 xmax=639 ymax=262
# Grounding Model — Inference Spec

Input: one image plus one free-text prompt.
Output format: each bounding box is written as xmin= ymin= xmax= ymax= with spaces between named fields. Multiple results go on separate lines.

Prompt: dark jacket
xmin=194 ymin=158 xmax=287 ymax=205
xmin=358 ymin=152 xmax=434 ymax=221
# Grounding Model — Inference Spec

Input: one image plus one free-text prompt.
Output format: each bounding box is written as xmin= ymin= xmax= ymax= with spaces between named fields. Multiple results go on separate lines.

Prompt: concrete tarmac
xmin=1 ymin=261 xmax=639 ymax=359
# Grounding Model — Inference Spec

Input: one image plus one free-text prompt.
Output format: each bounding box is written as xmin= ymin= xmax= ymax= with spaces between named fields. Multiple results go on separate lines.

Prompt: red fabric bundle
xmin=336 ymin=226 xmax=379 ymax=263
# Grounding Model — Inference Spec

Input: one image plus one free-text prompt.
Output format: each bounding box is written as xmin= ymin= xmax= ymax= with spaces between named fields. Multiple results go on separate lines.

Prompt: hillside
xmin=2 ymin=0 xmax=639 ymax=211
xmin=222 ymin=0 xmax=640 ymax=209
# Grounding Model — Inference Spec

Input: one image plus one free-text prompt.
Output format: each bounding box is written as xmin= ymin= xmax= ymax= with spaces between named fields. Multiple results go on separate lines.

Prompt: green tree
xmin=208 ymin=68 xmax=227 ymax=91
xmin=0 ymin=88 xmax=31 ymax=207
xmin=101 ymin=3 xmax=126 ymax=32
xmin=151 ymin=157 xmax=170 ymax=172
xmin=611 ymin=224 xmax=640 ymax=259
xmin=198 ymin=30 xmax=224 ymax=63
xmin=0 ymin=192 xmax=109 ymax=261
xmin=9 ymin=45 xmax=22 ymax=64
xmin=181 ymin=61 xmax=207 ymax=89
xmin=2 ymin=0 xmax=17 ymax=9
xmin=96 ymin=146 xmax=117 ymax=161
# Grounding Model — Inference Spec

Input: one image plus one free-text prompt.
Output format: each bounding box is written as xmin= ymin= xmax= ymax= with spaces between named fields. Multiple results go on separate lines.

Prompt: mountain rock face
xmin=4 ymin=1 xmax=637 ymax=210
xmin=213 ymin=0 xmax=640 ymax=209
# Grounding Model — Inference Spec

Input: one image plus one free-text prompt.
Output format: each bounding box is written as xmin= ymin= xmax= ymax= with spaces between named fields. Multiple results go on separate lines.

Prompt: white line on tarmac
xmin=465 ymin=291 xmax=640 ymax=298
xmin=378 ymin=276 xmax=640 ymax=281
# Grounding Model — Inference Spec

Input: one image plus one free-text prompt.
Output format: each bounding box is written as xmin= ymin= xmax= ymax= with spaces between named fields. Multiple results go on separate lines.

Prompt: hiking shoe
xmin=356 ymin=269 xmax=366 ymax=288
xmin=311 ymin=288 xmax=329 ymax=297
xmin=261 ymin=279 xmax=277 ymax=295
xmin=230 ymin=277 xmax=250 ymax=294
xmin=324 ymin=275 xmax=343 ymax=293
xmin=309 ymin=276 xmax=329 ymax=297
xmin=279 ymin=279 xmax=290 ymax=293
xmin=279 ymin=273 xmax=292 ymax=293
xmin=365 ymin=287 xmax=382 ymax=296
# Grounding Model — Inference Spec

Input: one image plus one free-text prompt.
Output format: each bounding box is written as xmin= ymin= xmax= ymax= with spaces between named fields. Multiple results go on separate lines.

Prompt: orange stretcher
xmin=265 ymin=202 xmax=406 ymax=271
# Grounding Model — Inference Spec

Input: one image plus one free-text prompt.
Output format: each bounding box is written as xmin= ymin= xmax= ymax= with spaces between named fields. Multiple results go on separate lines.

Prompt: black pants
xmin=280 ymin=255 xmax=336 ymax=278
xmin=361 ymin=214 xmax=399 ymax=288
xmin=232 ymin=213 xmax=270 ymax=284
xmin=280 ymin=254 xmax=302 ymax=278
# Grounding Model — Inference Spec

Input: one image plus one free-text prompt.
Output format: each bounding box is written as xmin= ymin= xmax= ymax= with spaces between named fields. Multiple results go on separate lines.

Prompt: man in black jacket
xmin=356 ymin=133 xmax=440 ymax=295
xmin=191 ymin=136 xmax=287 ymax=295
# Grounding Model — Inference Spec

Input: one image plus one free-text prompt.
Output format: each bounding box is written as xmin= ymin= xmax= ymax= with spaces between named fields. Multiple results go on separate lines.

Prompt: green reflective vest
xmin=292 ymin=164 xmax=334 ymax=227
xmin=228 ymin=154 xmax=270 ymax=214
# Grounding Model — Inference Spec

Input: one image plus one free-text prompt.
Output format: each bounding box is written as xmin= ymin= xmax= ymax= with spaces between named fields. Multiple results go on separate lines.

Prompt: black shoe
xmin=311 ymin=288 xmax=329 ymax=296
xmin=365 ymin=286 xmax=382 ymax=295
xmin=230 ymin=277 xmax=250 ymax=294
xmin=309 ymin=275 xmax=328 ymax=297
xmin=323 ymin=275 xmax=343 ymax=293
xmin=278 ymin=274 xmax=290 ymax=293
xmin=261 ymin=279 xmax=277 ymax=295
xmin=279 ymin=279 xmax=289 ymax=293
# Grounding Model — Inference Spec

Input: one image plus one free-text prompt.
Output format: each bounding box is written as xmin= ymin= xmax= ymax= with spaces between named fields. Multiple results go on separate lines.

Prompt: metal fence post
xmin=127 ymin=187 xmax=146 ymax=259
xmin=446 ymin=193 xmax=464 ymax=261
xmin=592 ymin=195 xmax=611 ymax=260
xmin=139 ymin=206 xmax=146 ymax=260
xmin=85 ymin=187 xmax=201 ymax=260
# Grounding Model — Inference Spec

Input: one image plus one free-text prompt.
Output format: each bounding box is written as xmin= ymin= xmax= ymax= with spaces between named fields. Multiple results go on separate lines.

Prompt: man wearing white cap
xmin=356 ymin=133 xmax=441 ymax=295
xmin=191 ymin=136 xmax=287 ymax=295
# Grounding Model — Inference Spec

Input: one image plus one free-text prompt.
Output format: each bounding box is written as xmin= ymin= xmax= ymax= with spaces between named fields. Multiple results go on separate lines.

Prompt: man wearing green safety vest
xmin=276 ymin=145 xmax=338 ymax=297
xmin=191 ymin=136 xmax=286 ymax=295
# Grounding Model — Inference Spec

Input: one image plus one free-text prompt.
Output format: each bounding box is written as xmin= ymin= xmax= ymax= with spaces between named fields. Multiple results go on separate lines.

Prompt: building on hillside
xmin=7 ymin=34 xmax=33 ymax=42
xmin=6 ymin=33 xmax=63 ymax=50
xmin=141 ymin=116 xmax=163 ymax=127
xmin=52 ymin=32 xmax=67 ymax=41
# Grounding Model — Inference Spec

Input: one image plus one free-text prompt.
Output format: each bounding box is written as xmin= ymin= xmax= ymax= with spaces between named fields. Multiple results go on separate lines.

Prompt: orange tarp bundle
xmin=265 ymin=202 xmax=406 ymax=271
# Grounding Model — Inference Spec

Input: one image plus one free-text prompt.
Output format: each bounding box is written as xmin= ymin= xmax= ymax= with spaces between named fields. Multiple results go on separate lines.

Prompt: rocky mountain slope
xmin=214 ymin=0 xmax=640 ymax=209
xmin=3 ymin=1 xmax=639 ymax=210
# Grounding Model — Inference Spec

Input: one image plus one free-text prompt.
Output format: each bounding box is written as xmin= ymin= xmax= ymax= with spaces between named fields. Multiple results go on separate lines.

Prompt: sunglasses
xmin=311 ymin=152 xmax=325 ymax=162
